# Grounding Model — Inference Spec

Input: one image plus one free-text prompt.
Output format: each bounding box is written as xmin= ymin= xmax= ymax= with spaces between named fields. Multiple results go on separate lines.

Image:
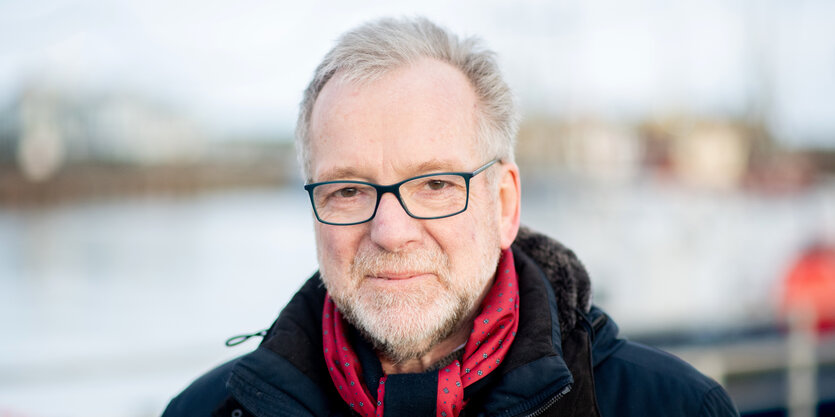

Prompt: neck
xmin=379 ymin=322 xmax=472 ymax=374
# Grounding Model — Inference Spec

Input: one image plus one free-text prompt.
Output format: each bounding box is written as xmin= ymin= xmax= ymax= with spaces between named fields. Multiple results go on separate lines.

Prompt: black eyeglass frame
xmin=304 ymin=159 xmax=499 ymax=226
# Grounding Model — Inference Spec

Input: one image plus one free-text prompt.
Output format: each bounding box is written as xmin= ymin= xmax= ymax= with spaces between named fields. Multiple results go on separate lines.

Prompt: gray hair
xmin=295 ymin=16 xmax=518 ymax=181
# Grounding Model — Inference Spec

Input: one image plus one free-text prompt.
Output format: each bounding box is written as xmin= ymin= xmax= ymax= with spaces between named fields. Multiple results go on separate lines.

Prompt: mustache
xmin=351 ymin=246 xmax=450 ymax=280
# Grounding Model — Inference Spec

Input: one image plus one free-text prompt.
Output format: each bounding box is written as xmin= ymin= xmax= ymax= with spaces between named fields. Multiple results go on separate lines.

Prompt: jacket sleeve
xmin=698 ymin=385 xmax=740 ymax=417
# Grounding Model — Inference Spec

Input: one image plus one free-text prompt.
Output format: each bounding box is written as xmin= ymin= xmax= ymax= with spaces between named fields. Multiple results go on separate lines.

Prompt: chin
xmin=334 ymin=275 xmax=473 ymax=363
xmin=321 ymin=227 xmax=503 ymax=362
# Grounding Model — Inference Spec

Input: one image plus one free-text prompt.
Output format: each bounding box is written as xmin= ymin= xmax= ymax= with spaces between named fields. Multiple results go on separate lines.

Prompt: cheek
xmin=316 ymin=224 xmax=362 ymax=273
xmin=429 ymin=215 xmax=481 ymax=268
xmin=465 ymin=196 xmax=503 ymax=260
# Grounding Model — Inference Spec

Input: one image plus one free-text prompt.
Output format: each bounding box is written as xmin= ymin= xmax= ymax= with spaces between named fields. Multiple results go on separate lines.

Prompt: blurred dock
xmin=0 ymin=84 xmax=299 ymax=206
xmin=0 ymin=155 xmax=294 ymax=206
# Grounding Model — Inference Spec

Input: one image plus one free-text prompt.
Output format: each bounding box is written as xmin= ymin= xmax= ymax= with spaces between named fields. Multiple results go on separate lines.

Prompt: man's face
xmin=307 ymin=58 xmax=503 ymax=363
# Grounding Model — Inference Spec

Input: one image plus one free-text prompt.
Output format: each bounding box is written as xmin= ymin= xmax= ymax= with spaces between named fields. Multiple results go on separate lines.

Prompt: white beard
xmin=323 ymin=242 xmax=500 ymax=364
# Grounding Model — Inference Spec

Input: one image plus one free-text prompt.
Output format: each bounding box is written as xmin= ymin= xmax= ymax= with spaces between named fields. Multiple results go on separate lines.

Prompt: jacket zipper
xmin=520 ymin=385 xmax=571 ymax=417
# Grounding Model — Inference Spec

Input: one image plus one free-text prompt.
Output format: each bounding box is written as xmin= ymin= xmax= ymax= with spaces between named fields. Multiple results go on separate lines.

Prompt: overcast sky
xmin=1 ymin=0 xmax=833 ymax=147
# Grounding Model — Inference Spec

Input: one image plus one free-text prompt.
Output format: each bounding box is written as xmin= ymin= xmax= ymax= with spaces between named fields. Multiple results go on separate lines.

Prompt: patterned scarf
xmin=322 ymin=248 xmax=520 ymax=417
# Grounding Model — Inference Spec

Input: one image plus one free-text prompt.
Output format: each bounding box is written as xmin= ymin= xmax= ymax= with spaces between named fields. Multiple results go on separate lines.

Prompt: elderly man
xmin=164 ymin=17 xmax=738 ymax=417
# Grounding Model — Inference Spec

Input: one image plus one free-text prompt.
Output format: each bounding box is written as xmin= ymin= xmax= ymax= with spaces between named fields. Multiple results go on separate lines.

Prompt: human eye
xmin=314 ymin=182 xmax=369 ymax=206
xmin=425 ymin=179 xmax=450 ymax=191
xmin=334 ymin=186 xmax=359 ymax=198
xmin=408 ymin=175 xmax=463 ymax=195
xmin=326 ymin=184 xmax=373 ymax=202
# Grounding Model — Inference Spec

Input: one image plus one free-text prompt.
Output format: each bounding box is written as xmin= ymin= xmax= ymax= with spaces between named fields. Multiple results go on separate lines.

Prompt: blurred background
xmin=1 ymin=0 xmax=834 ymax=416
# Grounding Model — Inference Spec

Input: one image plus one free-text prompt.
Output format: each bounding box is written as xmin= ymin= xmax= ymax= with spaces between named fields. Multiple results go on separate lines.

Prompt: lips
xmin=369 ymin=272 xmax=432 ymax=281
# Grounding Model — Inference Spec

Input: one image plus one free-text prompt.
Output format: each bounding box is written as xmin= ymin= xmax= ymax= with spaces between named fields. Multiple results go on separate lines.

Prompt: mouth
xmin=368 ymin=272 xmax=433 ymax=281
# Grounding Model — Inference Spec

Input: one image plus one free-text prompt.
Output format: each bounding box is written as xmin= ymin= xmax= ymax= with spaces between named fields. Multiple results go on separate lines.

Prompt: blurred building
xmin=0 ymin=84 xmax=295 ymax=204
xmin=517 ymin=116 xmax=643 ymax=183
xmin=516 ymin=113 xmax=829 ymax=193
xmin=0 ymin=84 xmax=206 ymax=182
xmin=641 ymin=118 xmax=761 ymax=190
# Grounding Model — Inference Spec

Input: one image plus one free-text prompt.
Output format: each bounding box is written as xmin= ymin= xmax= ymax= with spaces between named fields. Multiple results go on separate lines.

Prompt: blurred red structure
xmin=781 ymin=243 xmax=835 ymax=331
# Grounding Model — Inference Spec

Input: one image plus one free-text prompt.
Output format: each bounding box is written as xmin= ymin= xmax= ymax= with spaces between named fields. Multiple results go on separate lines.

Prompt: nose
xmin=368 ymin=192 xmax=422 ymax=252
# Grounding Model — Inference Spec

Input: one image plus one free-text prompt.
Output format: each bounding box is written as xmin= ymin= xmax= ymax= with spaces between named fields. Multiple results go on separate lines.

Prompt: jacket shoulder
xmin=593 ymin=340 xmax=739 ymax=417
xmin=162 ymin=358 xmax=238 ymax=417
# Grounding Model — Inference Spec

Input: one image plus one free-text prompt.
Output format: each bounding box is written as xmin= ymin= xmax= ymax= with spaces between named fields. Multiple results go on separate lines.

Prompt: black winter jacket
xmin=163 ymin=227 xmax=739 ymax=417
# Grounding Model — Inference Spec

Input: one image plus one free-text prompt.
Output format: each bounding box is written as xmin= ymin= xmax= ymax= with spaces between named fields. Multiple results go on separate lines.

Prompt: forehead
xmin=308 ymin=58 xmax=481 ymax=182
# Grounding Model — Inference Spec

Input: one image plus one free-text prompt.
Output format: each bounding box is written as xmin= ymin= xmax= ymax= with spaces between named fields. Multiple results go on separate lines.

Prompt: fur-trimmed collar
xmin=512 ymin=226 xmax=593 ymax=337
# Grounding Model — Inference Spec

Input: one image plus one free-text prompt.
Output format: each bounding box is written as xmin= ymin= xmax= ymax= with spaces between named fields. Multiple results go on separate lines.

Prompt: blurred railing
xmin=666 ymin=328 xmax=835 ymax=416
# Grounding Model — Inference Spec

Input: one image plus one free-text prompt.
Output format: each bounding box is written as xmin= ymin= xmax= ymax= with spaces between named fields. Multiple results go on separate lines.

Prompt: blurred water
xmin=0 ymin=189 xmax=319 ymax=417
xmin=1 ymin=179 xmax=833 ymax=416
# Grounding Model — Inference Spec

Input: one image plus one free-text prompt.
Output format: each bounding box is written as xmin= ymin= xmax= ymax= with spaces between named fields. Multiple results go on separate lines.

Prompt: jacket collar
xmin=513 ymin=226 xmax=623 ymax=369
xmin=512 ymin=226 xmax=593 ymax=337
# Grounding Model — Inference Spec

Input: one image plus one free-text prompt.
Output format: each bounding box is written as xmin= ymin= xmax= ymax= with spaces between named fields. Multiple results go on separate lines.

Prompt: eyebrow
xmin=316 ymin=166 xmax=365 ymax=182
xmin=316 ymin=158 xmax=464 ymax=183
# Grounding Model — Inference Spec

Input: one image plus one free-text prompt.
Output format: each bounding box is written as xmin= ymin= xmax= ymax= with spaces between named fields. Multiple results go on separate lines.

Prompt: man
xmin=164 ymin=17 xmax=739 ymax=417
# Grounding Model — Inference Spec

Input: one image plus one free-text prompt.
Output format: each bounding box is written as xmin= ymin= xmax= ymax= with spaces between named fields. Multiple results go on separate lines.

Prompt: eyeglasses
xmin=304 ymin=159 xmax=499 ymax=226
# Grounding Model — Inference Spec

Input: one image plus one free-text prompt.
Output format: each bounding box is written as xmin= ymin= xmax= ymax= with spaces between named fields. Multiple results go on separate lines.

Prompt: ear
xmin=497 ymin=162 xmax=521 ymax=249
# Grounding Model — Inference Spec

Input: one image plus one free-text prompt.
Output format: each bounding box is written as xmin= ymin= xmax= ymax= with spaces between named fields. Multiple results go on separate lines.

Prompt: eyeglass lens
xmin=312 ymin=174 xmax=468 ymax=224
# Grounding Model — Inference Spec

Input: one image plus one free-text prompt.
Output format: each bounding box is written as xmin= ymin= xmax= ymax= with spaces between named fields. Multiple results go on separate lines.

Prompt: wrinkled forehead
xmin=308 ymin=59 xmax=482 ymax=183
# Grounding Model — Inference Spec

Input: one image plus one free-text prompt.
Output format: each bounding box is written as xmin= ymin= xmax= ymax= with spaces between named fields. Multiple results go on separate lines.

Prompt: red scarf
xmin=322 ymin=248 xmax=520 ymax=417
